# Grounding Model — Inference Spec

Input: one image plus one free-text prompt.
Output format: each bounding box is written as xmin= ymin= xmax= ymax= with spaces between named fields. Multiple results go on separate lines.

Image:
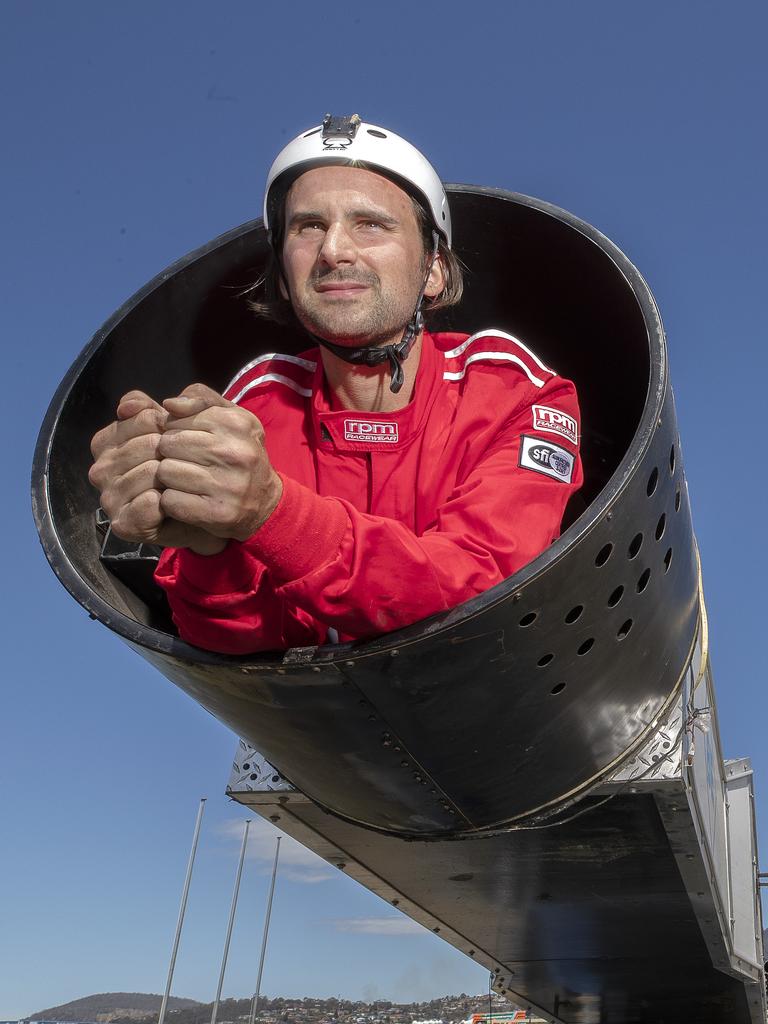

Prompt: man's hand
xmin=89 ymin=390 xmax=168 ymax=544
xmin=89 ymin=390 xmax=226 ymax=555
xmin=157 ymin=383 xmax=283 ymax=542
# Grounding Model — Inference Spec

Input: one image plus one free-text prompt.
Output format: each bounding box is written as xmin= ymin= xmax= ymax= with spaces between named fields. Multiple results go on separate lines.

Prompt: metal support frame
xmin=227 ymin=639 xmax=766 ymax=1024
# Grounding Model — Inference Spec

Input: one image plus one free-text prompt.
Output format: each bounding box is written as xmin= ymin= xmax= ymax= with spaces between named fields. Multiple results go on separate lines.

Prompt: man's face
xmin=281 ymin=166 xmax=444 ymax=348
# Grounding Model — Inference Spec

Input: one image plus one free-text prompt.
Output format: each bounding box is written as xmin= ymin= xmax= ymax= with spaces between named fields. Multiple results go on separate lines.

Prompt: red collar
xmin=311 ymin=332 xmax=441 ymax=453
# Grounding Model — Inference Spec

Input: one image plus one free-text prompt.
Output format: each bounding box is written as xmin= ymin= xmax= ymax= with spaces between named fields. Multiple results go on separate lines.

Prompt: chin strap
xmin=314 ymin=314 xmax=422 ymax=394
xmin=285 ymin=231 xmax=440 ymax=395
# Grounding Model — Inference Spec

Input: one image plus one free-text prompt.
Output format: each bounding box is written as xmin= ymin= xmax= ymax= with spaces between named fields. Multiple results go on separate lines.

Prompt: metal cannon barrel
xmin=32 ymin=186 xmax=699 ymax=837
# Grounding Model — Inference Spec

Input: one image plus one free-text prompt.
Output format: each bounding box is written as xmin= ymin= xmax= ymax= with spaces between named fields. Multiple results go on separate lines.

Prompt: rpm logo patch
xmin=519 ymin=435 xmax=575 ymax=483
xmin=344 ymin=419 xmax=399 ymax=443
xmin=532 ymin=405 xmax=578 ymax=445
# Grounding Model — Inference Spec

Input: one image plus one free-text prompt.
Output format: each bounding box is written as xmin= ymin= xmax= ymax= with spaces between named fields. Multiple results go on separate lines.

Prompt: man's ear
xmin=423 ymin=253 xmax=446 ymax=299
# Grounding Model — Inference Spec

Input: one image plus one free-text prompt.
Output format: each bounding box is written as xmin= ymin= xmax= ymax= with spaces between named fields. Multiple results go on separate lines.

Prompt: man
xmin=89 ymin=115 xmax=583 ymax=654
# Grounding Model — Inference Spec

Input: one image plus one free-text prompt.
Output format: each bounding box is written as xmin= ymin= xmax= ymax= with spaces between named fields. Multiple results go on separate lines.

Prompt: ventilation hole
xmin=519 ymin=612 xmax=537 ymax=627
xmin=537 ymin=653 xmax=554 ymax=667
xmin=675 ymin=488 xmax=681 ymax=512
xmin=664 ymin=547 xmax=673 ymax=572
xmin=577 ymin=638 xmax=594 ymax=656
xmin=646 ymin=467 xmax=659 ymax=496
xmin=595 ymin=542 xmax=613 ymax=567
xmin=617 ymin=619 xmax=633 ymax=640
xmin=303 ymin=127 xmax=322 ymax=137
xmin=367 ymin=128 xmax=387 ymax=138
xmin=607 ymin=585 xmax=624 ymax=607
xmin=565 ymin=605 xmax=584 ymax=624
xmin=669 ymin=445 xmax=676 ymax=473
xmin=628 ymin=533 xmax=643 ymax=558
xmin=550 ymin=682 xmax=566 ymax=695
xmin=637 ymin=568 xmax=651 ymax=593
xmin=655 ymin=513 xmax=667 ymax=541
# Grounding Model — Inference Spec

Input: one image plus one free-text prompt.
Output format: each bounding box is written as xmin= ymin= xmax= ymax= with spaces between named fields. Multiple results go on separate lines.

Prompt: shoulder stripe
xmin=225 ymin=352 xmax=317 ymax=395
xmin=229 ymin=373 xmax=312 ymax=404
xmin=443 ymin=329 xmax=555 ymax=374
xmin=444 ymin=351 xmax=547 ymax=388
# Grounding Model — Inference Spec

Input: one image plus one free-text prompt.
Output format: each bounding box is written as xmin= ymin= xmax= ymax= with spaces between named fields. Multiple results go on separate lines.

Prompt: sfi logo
xmin=532 ymin=405 xmax=578 ymax=445
xmin=344 ymin=419 xmax=399 ymax=443
xmin=519 ymin=435 xmax=574 ymax=483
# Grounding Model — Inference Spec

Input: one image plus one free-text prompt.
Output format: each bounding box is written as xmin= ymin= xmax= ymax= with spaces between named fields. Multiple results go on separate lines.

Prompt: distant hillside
xmin=30 ymin=993 xmax=202 ymax=1021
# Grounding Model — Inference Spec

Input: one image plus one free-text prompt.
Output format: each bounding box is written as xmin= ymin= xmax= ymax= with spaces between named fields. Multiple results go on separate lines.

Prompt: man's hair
xmin=247 ymin=197 xmax=464 ymax=327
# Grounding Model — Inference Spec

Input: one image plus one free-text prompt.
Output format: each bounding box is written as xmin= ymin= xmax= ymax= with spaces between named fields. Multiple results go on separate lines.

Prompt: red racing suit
xmin=154 ymin=329 xmax=583 ymax=654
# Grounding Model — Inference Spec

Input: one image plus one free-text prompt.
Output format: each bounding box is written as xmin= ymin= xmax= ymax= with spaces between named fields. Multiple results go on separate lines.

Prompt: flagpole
xmin=158 ymin=797 xmax=206 ymax=1024
xmin=248 ymin=835 xmax=282 ymax=1024
xmin=211 ymin=819 xmax=252 ymax=1024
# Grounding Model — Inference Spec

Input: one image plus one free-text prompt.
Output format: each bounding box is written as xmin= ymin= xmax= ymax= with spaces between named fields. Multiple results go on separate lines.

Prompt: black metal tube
xmin=32 ymin=186 xmax=699 ymax=836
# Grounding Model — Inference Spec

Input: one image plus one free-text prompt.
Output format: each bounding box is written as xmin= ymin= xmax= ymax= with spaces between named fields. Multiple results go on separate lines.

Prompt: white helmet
xmin=263 ymin=114 xmax=452 ymax=247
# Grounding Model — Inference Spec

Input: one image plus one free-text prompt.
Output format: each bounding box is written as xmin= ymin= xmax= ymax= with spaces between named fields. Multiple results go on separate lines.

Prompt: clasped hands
xmin=89 ymin=384 xmax=283 ymax=556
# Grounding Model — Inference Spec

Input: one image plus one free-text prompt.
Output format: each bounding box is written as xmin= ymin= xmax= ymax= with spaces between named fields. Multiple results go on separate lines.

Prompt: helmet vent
xmin=367 ymin=129 xmax=387 ymax=139
xmin=303 ymin=128 xmax=322 ymax=138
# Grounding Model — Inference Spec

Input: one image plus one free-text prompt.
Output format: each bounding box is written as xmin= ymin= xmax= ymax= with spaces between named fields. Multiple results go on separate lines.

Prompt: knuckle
xmin=155 ymin=460 xmax=173 ymax=487
xmin=90 ymin=427 xmax=111 ymax=458
xmin=88 ymin=462 xmax=104 ymax=489
xmin=136 ymin=408 xmax=165 ymax=431
xmin=156 ymin=432 xmax=173 ymax=457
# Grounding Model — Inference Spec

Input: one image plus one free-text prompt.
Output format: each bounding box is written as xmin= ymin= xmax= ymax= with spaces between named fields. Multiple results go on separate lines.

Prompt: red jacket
xmin=154 ymin=330 xmax=583 ymax=654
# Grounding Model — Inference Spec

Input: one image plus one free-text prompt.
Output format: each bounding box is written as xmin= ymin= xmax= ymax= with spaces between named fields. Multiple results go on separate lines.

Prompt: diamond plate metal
xmin=227 ymin=738 xmax=295 ymax=793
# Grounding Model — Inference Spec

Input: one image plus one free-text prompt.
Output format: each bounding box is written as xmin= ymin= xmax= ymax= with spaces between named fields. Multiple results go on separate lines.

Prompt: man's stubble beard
xmin=291 ymin=269 xmax=421 ymax=350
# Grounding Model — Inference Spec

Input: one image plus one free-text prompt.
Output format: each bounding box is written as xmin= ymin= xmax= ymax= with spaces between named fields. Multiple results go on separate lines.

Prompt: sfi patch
xmin=532 ymin=405 xmax=578 ymax=445
xmin=519 ymin=435 xmax=575 ymax=483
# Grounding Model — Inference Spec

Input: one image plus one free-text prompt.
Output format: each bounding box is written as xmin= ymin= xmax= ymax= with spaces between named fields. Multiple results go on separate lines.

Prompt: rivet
xmin=345 ymin=660 xmax=355 ymax=667
xmin=269 ymin=814 xmax=280 ymax=822
xmin=390 ymin=649 xmax=399 ymax=657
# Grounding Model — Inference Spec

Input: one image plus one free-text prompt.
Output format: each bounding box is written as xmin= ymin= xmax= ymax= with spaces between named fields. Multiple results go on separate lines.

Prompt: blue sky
xmin=2 ymin=0 xmax=767 ymax=1017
